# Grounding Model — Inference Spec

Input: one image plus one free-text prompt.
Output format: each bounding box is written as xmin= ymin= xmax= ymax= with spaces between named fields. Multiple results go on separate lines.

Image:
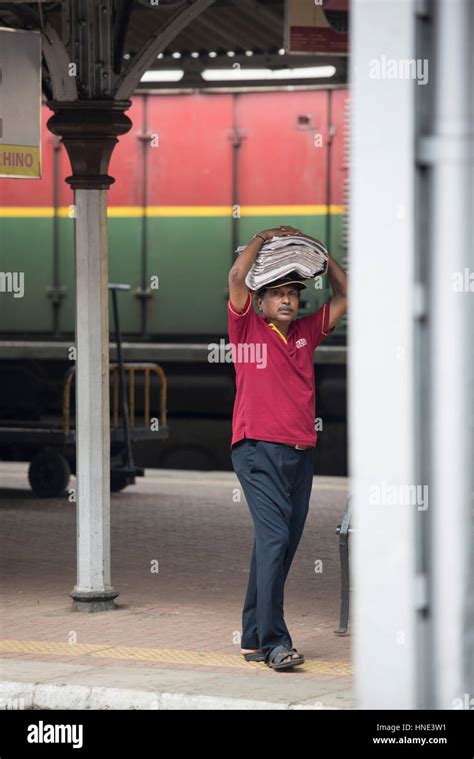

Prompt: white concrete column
xmin=429 ymin=0 xmax=473 ymax=707
xmin=350 ymin=0 xmax=418 ymax=708
xmin=70 ymin=189 xmax=117 ymax=610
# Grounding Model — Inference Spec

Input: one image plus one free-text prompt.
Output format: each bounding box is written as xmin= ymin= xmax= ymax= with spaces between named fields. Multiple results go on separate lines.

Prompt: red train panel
xmin=237 ymin=90 xmax=330 ymax=206
xmin=0 ymin=90 xmax=348 ymax=209
xmin=144 ymin=93 xmax=233 ymax=206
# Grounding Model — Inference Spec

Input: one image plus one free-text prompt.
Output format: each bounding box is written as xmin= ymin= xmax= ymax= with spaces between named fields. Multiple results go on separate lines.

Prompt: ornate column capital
xmin=46 ymin=100 xmax=132 ymax=190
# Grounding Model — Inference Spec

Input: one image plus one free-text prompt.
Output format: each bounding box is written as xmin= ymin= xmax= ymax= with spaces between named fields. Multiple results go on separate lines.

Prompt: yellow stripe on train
xmin=0 ymin=204 xmax=346 ymax=218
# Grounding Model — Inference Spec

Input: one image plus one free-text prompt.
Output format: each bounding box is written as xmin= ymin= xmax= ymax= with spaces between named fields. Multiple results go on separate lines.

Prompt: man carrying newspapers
xmin=228 ymin=224 xmax=348 ymax=670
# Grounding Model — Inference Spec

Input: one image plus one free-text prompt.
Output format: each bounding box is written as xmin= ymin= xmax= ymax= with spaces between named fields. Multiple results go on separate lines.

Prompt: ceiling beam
xmin=192 ymin=11 xmax=250 ymax=50
xmin=41 ymin=18 xmax=77 ymax=101
xmin=114 ymin=0 xmax=217 ymax=99
xmin=229 ymin=0 xmax=283 ymax=38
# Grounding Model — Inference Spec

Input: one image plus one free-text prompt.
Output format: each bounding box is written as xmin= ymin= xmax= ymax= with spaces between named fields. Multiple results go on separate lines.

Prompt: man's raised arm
xmin=228 ymin=225 xmax=301 ymax=312
xmin=325 ymin=253 xmax=348 ymax=329
xmin=291 ymin=230 xmax=348 ymax=329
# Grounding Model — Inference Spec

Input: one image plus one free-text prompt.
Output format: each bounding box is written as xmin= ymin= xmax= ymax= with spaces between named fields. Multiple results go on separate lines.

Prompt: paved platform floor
xmin=0 ymin=462 xmax=353 ymax=709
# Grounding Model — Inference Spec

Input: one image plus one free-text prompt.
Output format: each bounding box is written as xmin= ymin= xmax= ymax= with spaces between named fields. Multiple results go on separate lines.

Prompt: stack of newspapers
xmin=236 ymin=235 xmax=328 ymax=291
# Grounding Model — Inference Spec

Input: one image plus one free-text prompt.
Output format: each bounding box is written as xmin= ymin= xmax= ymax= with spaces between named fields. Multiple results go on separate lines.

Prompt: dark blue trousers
xmin=231 ymin=438 xmax=314 ymax=658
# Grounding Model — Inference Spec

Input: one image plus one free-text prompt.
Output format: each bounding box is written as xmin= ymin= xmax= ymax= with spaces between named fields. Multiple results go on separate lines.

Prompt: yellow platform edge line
xmin=0 ymin=640 xmax=352 ymax=675
xmin=0 ymin=205 xmax=346 ymax=218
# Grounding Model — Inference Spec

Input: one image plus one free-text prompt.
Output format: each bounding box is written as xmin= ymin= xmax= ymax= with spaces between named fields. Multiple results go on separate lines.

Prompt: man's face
xmin=257 ymin=285 xmax=300 ymax=323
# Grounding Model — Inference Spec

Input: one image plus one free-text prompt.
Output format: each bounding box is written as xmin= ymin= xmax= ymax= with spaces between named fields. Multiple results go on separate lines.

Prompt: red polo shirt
xmin=228 ymin=292 xmax=334 ymax=448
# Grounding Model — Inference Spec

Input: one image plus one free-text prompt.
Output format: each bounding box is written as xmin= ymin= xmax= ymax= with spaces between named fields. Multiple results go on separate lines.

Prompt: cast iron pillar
xmin=47 ymin=100 xmax=132 ymax=612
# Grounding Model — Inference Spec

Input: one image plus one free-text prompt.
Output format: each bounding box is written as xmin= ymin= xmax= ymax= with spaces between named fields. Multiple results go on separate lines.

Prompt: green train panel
xmin=0 ymin=89 xmax=348 ymax=339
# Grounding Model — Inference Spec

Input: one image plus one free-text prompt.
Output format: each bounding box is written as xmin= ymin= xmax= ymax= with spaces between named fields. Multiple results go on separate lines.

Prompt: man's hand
xmin=259 ymin=225 xmax=302 ymax=241
xmin=228 ymin=225 xmax=302 ymax=312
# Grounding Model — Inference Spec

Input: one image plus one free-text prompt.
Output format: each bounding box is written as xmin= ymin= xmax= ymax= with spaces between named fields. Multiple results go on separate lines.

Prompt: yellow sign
xmin=0 ymin=144 xmax=40 ymax=178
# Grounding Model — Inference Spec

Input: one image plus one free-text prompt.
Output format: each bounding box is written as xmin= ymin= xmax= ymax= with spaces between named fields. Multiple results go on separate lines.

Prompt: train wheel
xmin=28 ymin=449 xmax=71 ymax=498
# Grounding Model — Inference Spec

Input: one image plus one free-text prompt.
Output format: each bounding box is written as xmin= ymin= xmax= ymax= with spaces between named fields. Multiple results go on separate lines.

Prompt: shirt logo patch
xmin=296 ymin=338 xmax=307 ymax=348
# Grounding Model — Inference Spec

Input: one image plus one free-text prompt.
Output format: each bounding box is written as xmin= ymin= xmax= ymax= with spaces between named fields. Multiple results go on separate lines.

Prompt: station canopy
xmin=0 ymin=0 xmax=348 ymax=95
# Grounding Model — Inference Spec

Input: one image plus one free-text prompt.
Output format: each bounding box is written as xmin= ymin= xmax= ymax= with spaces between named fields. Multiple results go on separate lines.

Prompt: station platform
xmin=0 ymin=463 xmax=353 ymax=710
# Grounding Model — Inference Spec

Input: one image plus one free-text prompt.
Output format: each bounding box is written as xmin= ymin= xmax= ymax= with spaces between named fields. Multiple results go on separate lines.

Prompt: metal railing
xmin=62 ymin=362 xmax=167 ymax=434
xmin=335 ymin=496 xmax=353 ymax=635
